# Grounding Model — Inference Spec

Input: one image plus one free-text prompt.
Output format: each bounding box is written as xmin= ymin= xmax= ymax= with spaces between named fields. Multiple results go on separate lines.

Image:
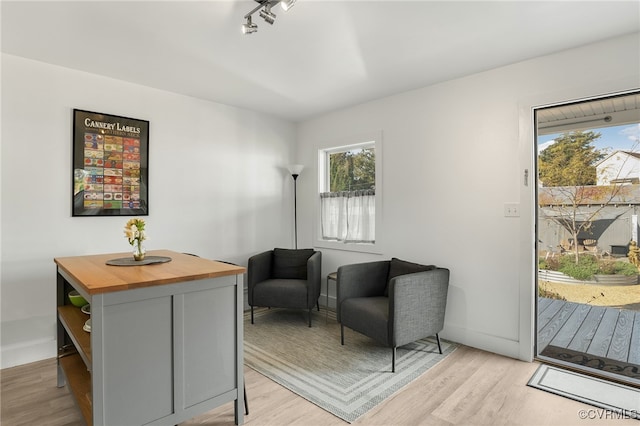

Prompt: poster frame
xmin=72 ymin=109 xmax=149 ymax=217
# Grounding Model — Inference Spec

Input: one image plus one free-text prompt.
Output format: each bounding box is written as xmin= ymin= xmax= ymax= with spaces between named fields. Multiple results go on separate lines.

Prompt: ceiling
xmin=2 ymin=1 xmax=639 ymax=122
xmin=537 ymin=92 xmax=640 ymax=135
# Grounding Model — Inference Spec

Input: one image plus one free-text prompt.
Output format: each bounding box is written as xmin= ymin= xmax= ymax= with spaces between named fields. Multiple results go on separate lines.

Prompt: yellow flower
xmin=124 ymin=218 xmax=147 ymax=245
xmin=124 ymin=228 xmax=135 ymax=240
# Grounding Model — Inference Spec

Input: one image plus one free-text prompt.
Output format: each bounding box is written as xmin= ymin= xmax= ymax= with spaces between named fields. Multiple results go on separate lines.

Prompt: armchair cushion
xmin=385 ymin=257 xmax=435 ymax=296
xmin=341 ymin=296 xmax=390 ymax=346
xmin=252 ymin=278 xmax=309 ymax=308
xmin=272 ymin=248 xmax=315 ymax=279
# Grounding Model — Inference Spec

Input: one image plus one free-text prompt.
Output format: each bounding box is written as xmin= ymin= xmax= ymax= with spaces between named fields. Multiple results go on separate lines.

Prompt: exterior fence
xmin=538 ymin=205 xmax=640 ymax=256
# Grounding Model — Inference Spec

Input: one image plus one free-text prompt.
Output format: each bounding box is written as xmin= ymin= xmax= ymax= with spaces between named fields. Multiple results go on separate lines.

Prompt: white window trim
xmin=314 ymin=131 xmax=383 ymax=254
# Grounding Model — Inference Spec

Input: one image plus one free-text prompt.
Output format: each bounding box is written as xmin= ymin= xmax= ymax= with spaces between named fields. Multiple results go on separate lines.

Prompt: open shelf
xmin=59 ymin=352 xmax=93 ymax=426
xmin=58 ymin=305 xmax=92 ymax=367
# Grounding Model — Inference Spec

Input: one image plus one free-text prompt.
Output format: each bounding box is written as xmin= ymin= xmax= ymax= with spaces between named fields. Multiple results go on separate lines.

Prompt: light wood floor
xmin=2 ymin=345 xmax=637 ymax=426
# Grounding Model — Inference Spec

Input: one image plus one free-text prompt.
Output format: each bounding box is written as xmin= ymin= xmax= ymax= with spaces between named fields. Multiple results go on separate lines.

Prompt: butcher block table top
xmin=54 ymin=249 xmax=245 ymax=295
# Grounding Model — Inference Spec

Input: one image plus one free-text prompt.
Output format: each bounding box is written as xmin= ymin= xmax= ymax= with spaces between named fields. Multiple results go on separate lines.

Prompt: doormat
xmin=528 ymin=364 xmax=640 ymax=419
xmin=540 ymin=345 xmax=640 ymax=380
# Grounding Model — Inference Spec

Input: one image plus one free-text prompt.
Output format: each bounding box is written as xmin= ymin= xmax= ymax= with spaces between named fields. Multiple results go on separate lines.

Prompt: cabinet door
xmin=181 ymin=283 xmax=236 ymax=407
xmin=101 ymin=296 xmax=174 ymax=425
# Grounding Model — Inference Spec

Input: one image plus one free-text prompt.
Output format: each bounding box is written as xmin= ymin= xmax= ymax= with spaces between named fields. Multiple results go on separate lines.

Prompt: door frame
xmin=517 ymin=77 xmax=640 ymax=363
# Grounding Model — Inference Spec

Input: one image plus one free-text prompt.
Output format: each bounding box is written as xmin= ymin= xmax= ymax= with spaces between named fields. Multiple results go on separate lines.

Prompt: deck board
xmin=538 ymin=299 xmax=566 ymax=330
xmin=588 ymin=308 xmax=619 ymax=357
xmin=628 ymin=313 xmax=640 ymax=364
xmin=538 ymin=297 xmax=553 ymax=312
xmin=567 ymin=305 xmax=606 ymax=352
xmin=538 ymin=302 xmax=578 ymax=350
xmin=549 ymin=303 xmax=592 ymax=348
xmin=607 ymin=310 xmax=635 ymax=362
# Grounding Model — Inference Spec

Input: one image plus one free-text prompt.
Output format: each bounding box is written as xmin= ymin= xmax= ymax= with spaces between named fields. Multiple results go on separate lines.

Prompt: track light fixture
xmin=242 ymin=0 xmax=296 ymax=35
xmin=259 ymin=5 xmax=276 ymax=25
xmin=242 ymin=15 xmax=258 ymax=34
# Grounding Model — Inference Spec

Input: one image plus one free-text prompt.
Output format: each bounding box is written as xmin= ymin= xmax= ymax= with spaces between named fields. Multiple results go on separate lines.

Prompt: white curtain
xmin=320 ymin=190 xmax=375 ymax=243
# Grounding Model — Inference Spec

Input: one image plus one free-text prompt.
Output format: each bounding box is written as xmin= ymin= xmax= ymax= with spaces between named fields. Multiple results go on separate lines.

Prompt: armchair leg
xmin=392 ymin=347 xmax=396 ymax=373
xmin=436 ymin=333 xmax=442 ymax=354
xmin=308 ymin=308 xmax=312 ymax=327
xmin=251 ymin=306 xmax=254 ymax=324
xmin=317 ymin=301 xmax=320 ymax=311
xmin=340 ymin=324 xmax=344 ymax=345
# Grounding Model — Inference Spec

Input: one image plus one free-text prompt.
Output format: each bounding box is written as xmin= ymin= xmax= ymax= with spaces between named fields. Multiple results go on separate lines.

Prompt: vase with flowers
xmin=124 ymin=218 xmax=147 ymax=261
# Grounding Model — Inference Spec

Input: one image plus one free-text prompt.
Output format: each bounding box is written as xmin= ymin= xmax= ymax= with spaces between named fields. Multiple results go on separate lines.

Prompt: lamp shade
xmin=287 ymin=164 xmax=304 ymax=176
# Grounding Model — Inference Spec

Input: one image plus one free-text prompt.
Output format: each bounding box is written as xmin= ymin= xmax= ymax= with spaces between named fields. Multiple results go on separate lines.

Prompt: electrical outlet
xmin=504 ymin=203 xmax=520 ymax=217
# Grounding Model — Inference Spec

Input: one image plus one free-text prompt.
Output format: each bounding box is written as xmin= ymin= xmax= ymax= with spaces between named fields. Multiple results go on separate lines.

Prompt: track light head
xmin=259 ymin=7 xmax=276 ymax=25
xmin=242 ymin=16 xmax=258 ymax=34
xmin=281 ymin=0 xmax=296 ymax=11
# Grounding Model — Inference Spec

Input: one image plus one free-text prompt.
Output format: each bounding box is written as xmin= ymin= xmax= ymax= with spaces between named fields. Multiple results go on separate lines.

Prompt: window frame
xmin=315 ymin=132 xmax=383 ymax=254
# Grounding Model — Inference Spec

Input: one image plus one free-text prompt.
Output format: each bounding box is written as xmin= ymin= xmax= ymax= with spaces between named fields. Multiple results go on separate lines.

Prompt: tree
xmin=329 ymin=152 xmax=350 ymax=191
xmin=538 ymin=131 xmax=604 ymax=187
xmin=329 ymin=148 xmax=375 ymax=192
xmin=538 ymin=130 xmax=627 ymax=264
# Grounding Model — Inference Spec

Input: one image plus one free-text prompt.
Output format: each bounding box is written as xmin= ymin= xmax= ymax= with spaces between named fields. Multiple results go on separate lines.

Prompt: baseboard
xmin=1 ymin=337 xmax=57 ymax=369
xmin=1 ymin=315 xmax=57 ymax=369
xmin=319 ymin=292 xmax=336 ymax=310
xmin=443 ymin=324 xmax=521 ymax=360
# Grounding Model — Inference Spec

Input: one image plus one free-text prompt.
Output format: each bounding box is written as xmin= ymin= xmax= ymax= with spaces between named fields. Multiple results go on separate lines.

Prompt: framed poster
xmin=72 ymin=109 xmax=149 ymax=216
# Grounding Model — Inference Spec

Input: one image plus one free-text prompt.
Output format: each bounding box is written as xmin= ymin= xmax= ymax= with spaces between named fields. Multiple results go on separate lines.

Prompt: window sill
xmin=314 ymin=239 xmax=383 ymax=255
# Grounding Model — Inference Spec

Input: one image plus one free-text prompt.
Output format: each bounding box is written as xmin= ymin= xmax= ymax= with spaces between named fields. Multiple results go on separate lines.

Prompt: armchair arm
xmin=306 ymin=251 xmax=322 ymax=307
xmin=389 ymin=268 xmax=450 ymax=347
xmin=336 ymin=260 xmax=390 ymax=322
xmin=247 ymin=250 xmax=273 ymax=304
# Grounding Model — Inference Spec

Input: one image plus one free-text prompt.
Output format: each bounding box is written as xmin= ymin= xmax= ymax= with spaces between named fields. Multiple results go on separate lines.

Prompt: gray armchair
xmin=337 ymin=258 xmax=450 ymax=372
xmin=248 ymin=248 xmax=322 ymax=327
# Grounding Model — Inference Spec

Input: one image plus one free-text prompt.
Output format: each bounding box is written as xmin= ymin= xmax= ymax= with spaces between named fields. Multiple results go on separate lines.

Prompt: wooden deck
xmin=538 ymin=297 xmax=640 ymax=364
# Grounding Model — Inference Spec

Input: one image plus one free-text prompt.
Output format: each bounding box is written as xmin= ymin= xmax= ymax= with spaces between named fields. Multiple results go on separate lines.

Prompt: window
xmin=317 ymin=134 xmax=381 ymax=252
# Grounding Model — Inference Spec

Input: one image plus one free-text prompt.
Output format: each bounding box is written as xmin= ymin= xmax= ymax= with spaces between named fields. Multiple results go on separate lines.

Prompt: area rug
xmin=244 ymin=308 xmax=457 ymax=423
xmin=540 ymin=345 xmax=640 ymax=380
xmin=528 ymin=364 xmax=640 ymax=419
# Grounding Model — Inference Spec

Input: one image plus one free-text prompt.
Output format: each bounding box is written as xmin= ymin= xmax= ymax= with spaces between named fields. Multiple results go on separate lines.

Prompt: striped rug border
xmin=244 ymin=308 xmax=457 ymax=423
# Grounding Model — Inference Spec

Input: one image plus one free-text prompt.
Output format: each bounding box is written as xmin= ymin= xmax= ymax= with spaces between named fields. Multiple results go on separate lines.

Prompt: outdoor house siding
xmin=596 ymin=151 xmax=640 ymax=186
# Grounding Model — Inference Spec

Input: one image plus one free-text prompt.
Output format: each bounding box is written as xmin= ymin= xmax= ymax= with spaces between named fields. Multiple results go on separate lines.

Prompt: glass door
xmin=535 ymin=91 xmax=640 ymax=387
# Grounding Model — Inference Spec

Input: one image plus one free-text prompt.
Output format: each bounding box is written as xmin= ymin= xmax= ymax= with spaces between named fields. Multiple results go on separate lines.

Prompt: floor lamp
xmin=287 ymin=164 xmax=304 ymax=249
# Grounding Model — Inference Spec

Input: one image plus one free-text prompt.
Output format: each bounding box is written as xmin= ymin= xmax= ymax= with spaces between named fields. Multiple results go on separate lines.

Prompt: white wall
xmin=296 ymin=33 xmax=640 ymax=360
xmin=2 ymin=33 xmax=639 ymax=369
xmin=0 ymin=54 xmax=297 ymax=368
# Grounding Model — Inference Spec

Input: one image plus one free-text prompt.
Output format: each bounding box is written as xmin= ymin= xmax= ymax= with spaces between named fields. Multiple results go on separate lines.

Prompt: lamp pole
xmin=287 ymin=165 xmax=304 ymax=249
xmin=292 ymin=173 xmax=299 ymax=249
